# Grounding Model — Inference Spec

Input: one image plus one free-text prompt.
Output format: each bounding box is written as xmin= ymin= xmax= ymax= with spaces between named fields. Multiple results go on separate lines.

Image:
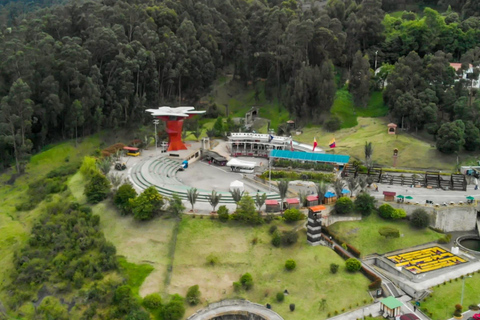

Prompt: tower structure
xmin=146 ymin=106 xmax=205 ymax=151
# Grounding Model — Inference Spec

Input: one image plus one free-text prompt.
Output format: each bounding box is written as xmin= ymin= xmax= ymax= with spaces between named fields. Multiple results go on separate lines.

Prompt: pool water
xmin=460 ymin=239 xmax=480 ymax=251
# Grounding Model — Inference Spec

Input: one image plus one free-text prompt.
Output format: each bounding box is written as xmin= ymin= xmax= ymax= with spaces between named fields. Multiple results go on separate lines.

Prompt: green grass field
xmin=170 ymin=218 xmax=371 ymax=320
xmin=296 ymin=117 xmax=458 ymax=170
xmin=420 ymin=272 xmax=480 ymax=320
xmin=329 ymin=214 xmax=442 ymax=255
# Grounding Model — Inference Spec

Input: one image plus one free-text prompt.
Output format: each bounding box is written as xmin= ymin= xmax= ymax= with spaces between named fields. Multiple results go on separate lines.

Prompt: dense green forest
xmin=1 ymin=0 xmax=480 ymax=172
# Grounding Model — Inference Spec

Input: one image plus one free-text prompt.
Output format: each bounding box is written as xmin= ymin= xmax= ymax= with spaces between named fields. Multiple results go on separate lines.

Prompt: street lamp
xmin=153 ymin=119 xmax=159 ymax=152
xmin=461 ymin=275 xmax=472 ymax=306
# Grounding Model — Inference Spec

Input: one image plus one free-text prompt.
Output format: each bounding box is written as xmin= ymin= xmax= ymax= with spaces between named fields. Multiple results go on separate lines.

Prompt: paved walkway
xmin=447 ymin=306 xmax=480 ymax=320
xmin=186 ymin=299 xmax=284 ymax=320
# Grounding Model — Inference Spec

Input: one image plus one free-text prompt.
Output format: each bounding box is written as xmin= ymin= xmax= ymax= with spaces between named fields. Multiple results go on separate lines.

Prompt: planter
xmin=454 ymin=316 xmax=463 ymax=319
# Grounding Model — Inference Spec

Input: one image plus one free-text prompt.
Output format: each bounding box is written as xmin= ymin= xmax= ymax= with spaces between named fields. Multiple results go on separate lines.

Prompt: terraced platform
xmin=129 ymin=156 xmax=280 ymax=204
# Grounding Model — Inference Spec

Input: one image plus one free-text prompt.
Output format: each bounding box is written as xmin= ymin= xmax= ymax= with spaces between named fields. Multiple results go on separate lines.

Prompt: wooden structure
xmin=306 ymin=195 xmax=318 ymax=206
xmin=383 ymin=191 xmax=396 ymax=202
xmin=285 ymin=198 xmax=300 ymax=209
xmin=307 ymin=205 xmax=326 ymax=245
xmin=380 ymin=296 xmax=403 ymax=318
xmin=387 ymin=123 xmax=397 ymax=134
xmin=265 ymin=200 xmax=280 ymax=212
xmin=324 ymin=192 xmax=336 ymax=204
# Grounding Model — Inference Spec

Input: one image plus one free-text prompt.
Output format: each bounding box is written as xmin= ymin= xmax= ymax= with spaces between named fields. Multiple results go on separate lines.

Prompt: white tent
xmin=226 ymin=158 xmax=256 ymax=169
xmin=230 ymin=180 xmax=245 ymax=193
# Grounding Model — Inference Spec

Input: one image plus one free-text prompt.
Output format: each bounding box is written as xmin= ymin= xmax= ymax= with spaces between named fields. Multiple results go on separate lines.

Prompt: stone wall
xmin=324 ymin=215 xmax=361 ymax=227
xmin=384 ymin=202 xmax=477 ymax=232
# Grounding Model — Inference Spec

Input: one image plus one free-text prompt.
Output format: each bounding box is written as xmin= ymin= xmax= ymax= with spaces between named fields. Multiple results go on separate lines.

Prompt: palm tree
xmin=193 ymin=125 xmax=203 ymax=141
xmin=97 ymin=157 xmax=112 ymax=175
xmin=299 ymin=190 xmax=307 ymax=207
xmin=255 ymin=193 xmax=267 ymax=212
xmin=315 ymin=181 xmax=329 ymax=205
xmin=346 ymin=177 xmax=358 ymax=198
xmin=187 ymin=188 xmax=199 ymax=212
xmin=230 ymin=188 xmax=244 ymax=210
xmin=207 ymin=190 xmax=221 ymax=212
xmin=358 ymin=176 xmax=368 ymax=193
xmin=277 ymin=179 xmax=289 ymax=211
xmin=365 ymin=141 xmax=373 ymax=168
xmin=333 ymin=179 xmax=345 ymax=199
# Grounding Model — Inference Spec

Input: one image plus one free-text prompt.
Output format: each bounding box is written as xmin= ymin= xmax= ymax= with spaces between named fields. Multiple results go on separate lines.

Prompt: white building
xmin=450 ymin=63 xmax=480 ymax=89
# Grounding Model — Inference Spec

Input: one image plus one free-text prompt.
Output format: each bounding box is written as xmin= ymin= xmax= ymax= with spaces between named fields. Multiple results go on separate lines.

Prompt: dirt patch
xmin=346 ymin=227 xmax=359 ymax=236
xmin=139 ymin=268 xmax=165 ymax=297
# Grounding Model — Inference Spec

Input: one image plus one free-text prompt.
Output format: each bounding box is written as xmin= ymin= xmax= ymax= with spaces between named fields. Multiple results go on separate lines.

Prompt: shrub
xmin=271 ymin=232 xmax=282 ymax=247
xmin=392 ymin=208 xmax=407 ymax=219
xmin=217 ymin=205 xmax=229 ymax=222
xmin=80 ymin=156 xmax=97 ymax=178
xmin=438 ymin=234 xmax=452 ymax=244
xmin=84 ymin=172 xmax=111 ymax=204
xmin=378 ymin=203 xmax=395 ymax=219
xmin=206 ymin=254 xmax=219 ymax=266
xmin=378 ymin=227 xmax=400 ymax=238
xmin=186 ymin=285 xmax=201 ymax=306
xmin=330 ymin=263 xmax=339 ymax=274
xmin=290 ymin=303 xmax=295 ymax=311
xmin=410 ymin=208 xmax=429 ymax=229
xmin=281 ymin=230 xmax=299 ymax=246
xmin=283 ymin=208 xmax=304 ymax=222
xmin=240 ymin=273 xmax=253 ymax=290
xmin=345 ymin=258 xmax=362 ymax=272
xmin=143 ymin=293 xmax=162 ymax=310
xmin=269 ymin=225 xmax=278 ymax=234
xmin=129 ymin=186 xmax=164 ymax=220
xmin=346 ymin=243 xmax=361 ymax=258
xmin=276 ymin=292 xmax=285 ymax=302
xmin=354 ymin=192 xmax=376 ymax=216
xmin=324 ymin=116 xmax=341 ymax=132
xmin=113 ymin=184 xmax=137 ymax=215
xmin=285 ymin=259 xmax=296 ymax=271
xmin=455 ymin=304 xmax=462 ymax=311
xmin=334 ymin=197 xmax=354 ymax=215
xmin=233 ymin=281 xmax=242 ymax=292
xmin=162 ymin=294 xmax=185 ymax=320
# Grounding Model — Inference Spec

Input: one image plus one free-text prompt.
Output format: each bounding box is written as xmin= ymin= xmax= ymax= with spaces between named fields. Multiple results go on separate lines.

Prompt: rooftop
xmin=380 ymin=296 xmax=403 ymax=309
xmin=269 ymin=150 xmax=350 ymax=165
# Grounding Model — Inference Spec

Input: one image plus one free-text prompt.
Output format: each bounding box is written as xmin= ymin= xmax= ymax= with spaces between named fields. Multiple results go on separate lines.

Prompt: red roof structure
xmin=123 ymin=146 xmax=139 ymax=151
xmin=306 ymin=195 xmax=318 ymax=201
xmin=383 ymin=191 xmax=396 ymax=196
xmin=286 ymin=198 xmax=299 ymax=204
xmin=265 ymin=200 xmax=279 ymax=205
xmin=309 ymin=205 xmax=326 ymax=212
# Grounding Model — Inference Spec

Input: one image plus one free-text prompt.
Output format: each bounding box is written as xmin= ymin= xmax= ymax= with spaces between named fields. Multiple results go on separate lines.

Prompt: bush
xmin=392 ymin=208 xmax=407 ymax=219
xmin=143 ymin=293 xmax=162 ymax=310
xmin=378 ymin=227 xmax=400 ymax=238
xmin=80 ymin=156 xmax=97 ymax=178
xmin=162 ymin=294 xmax=185 ymax=320
xmin=324 ymin=116 xmax=341 ymax=132
xmin=281 ymin=230 xmax=298 ymax=246
xmin=438 ymin=234 xmax=452 ymax=244
xmin=240 ymin=273 xmax=253 ymax=290
xmin=378 ymin=203 xmax=395 ymax=219
xmin=330 ymin=263 xmax=339 ymax=274
xmin=206 ymin=254 xmax=219 ymax=266
xmin=114 ymin=184 xmax=137 ymax=215
xmin=410 ymin=208 xmax=429 ymax=229
xmin=233 ymin=281 xmax=242 ymax=292
xmin=269 ymin=225 xmax=278 ymax=234
xmin=285 ymin=259 xmax=296 ymax=271
xmin=276 ymin=292 xmax=285 ymax=302
xmin=346 ymin=243 xmax=361 ymax=258
xmin=334 ymin=197 xmax=354 ymax=215
xmin=84 ymin=172 xmax=111 ymax=204
xmin=217 ymin=205 xmax=229 ymax=222
xmin=129 ymin=186 xmax=164 ymax=220
xmin=271 ymin=232 xmax=282 ymax=247
xmin=283 ymin=208 xmax=304 ymax=222
xmin=290 ymin=303 xmax=295 ymax=311
xmin=186 ymin=285 xmax=201 ymax=306
xmin=354 ymin=192 xmax=376 ymax=216
xmin=345 ymin=258 xmax=362 ymax=272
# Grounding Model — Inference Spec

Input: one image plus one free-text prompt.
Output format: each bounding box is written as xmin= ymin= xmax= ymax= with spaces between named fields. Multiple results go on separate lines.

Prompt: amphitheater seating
xmin=387 ymin=246 xmax=467 ymax=274
xmin=129 ymin=156 xmax=281 ymax=204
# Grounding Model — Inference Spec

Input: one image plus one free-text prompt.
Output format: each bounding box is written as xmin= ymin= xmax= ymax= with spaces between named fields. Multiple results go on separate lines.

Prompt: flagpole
xmin=269 ymin=157 xmax=272 ymax=191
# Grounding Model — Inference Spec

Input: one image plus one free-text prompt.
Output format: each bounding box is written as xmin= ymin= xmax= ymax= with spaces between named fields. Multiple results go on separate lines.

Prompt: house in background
xmin=450 ymin=63 xmax=480 ymax=88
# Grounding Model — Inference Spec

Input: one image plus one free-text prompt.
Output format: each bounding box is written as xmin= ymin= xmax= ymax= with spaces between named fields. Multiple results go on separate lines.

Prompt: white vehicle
xmin=226 ymin=158 xmax=256 ymax=173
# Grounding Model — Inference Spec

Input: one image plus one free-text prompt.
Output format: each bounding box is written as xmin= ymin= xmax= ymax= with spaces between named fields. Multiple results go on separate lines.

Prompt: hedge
xmin=259 ymin=170 xmax=335 ymax=182
xmin=273 ymin=159 xmax=334 ymax=172
xmin=322 ymin=227 xmax=361 ymax=258
xmin=101 ymin=142 xmax=126 ymax=157
xmin=346 ymin=243 xmax=361 ymax=258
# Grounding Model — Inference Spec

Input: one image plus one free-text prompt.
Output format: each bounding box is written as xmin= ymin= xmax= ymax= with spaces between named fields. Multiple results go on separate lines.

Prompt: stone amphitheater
xmin=128 ymin=155 xmax=280 ymax=204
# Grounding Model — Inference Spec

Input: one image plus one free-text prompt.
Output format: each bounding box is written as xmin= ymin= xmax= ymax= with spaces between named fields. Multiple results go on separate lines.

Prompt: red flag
xmin=313 ymin=137 xmax=318 ymax=151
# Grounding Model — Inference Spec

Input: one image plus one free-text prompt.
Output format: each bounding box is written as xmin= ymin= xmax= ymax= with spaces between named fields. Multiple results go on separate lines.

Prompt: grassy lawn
xmin=421 ymin=272 xmax=480 ymax=320
xmin=170 ymin=218 xmax=371 ymax=320
xmin=0 ymin=137 xmax=99 ymax=305
xmin=296 ymin=117 xmax=458 ymax=170
xmin=330 ymin=88 xmax=388 ymax=129
xmin=329 ymin=214 xmax=442 ymax=255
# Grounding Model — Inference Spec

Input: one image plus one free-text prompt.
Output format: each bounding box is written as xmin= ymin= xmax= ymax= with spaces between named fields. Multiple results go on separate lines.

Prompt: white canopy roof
xmin=226 ymin=158 xmax=256 ymax=168
xmin=229 ymin=180 xmax=244 ymax=192
xmin=146 ymin=106 xmax=206 ymax=118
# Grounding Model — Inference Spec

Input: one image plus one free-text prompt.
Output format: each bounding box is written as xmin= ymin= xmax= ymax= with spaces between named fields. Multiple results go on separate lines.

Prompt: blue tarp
xmin=324 ymin=192 xmax=336 ymax=198
xmin=269 ymin=149 xmax=350 ymax=165
xmin=342 ymin=189 xmax=350 ymax=194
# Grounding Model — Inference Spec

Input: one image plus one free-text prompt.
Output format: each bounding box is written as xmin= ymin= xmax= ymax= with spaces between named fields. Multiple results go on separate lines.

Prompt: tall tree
xmin=349 ymin=51 xmax=371 ymax=108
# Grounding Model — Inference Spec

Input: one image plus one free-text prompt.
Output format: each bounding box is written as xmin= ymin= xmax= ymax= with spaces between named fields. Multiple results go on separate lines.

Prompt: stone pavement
xmin=186 ymin=299 xmax=284 ymax=320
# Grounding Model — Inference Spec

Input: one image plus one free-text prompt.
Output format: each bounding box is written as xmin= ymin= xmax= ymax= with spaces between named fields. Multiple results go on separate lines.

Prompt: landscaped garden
xmin=170 ymin=218 xmax=372 ymax=319
xmin=420 ymin=272 xmax=480 ymax=320
xmin=328 ymin=214 xmax=442 ymax=255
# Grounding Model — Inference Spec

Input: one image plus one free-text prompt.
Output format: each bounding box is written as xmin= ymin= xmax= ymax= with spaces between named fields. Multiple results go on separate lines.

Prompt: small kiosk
xmin=387 ymin=123 xmax=397 ymax=135
xmin=285 ymin=198 xmax=300 ymax=209
xmin=380 ymin=296 xmax=403 ymax=318
xmin=324 ymin=192 xmax=337 ymax=204
xmin=383 ymin=191 xmax=396 ymax=202
xmin=265 ymin=200 xmax=280 ymax=213
xmin=306 ymin=195 xmax=319 ymax=206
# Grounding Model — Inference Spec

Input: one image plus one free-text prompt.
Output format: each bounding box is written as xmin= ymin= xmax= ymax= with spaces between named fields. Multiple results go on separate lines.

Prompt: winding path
xmin=186 ymin=300 xmax=284 ymax=320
